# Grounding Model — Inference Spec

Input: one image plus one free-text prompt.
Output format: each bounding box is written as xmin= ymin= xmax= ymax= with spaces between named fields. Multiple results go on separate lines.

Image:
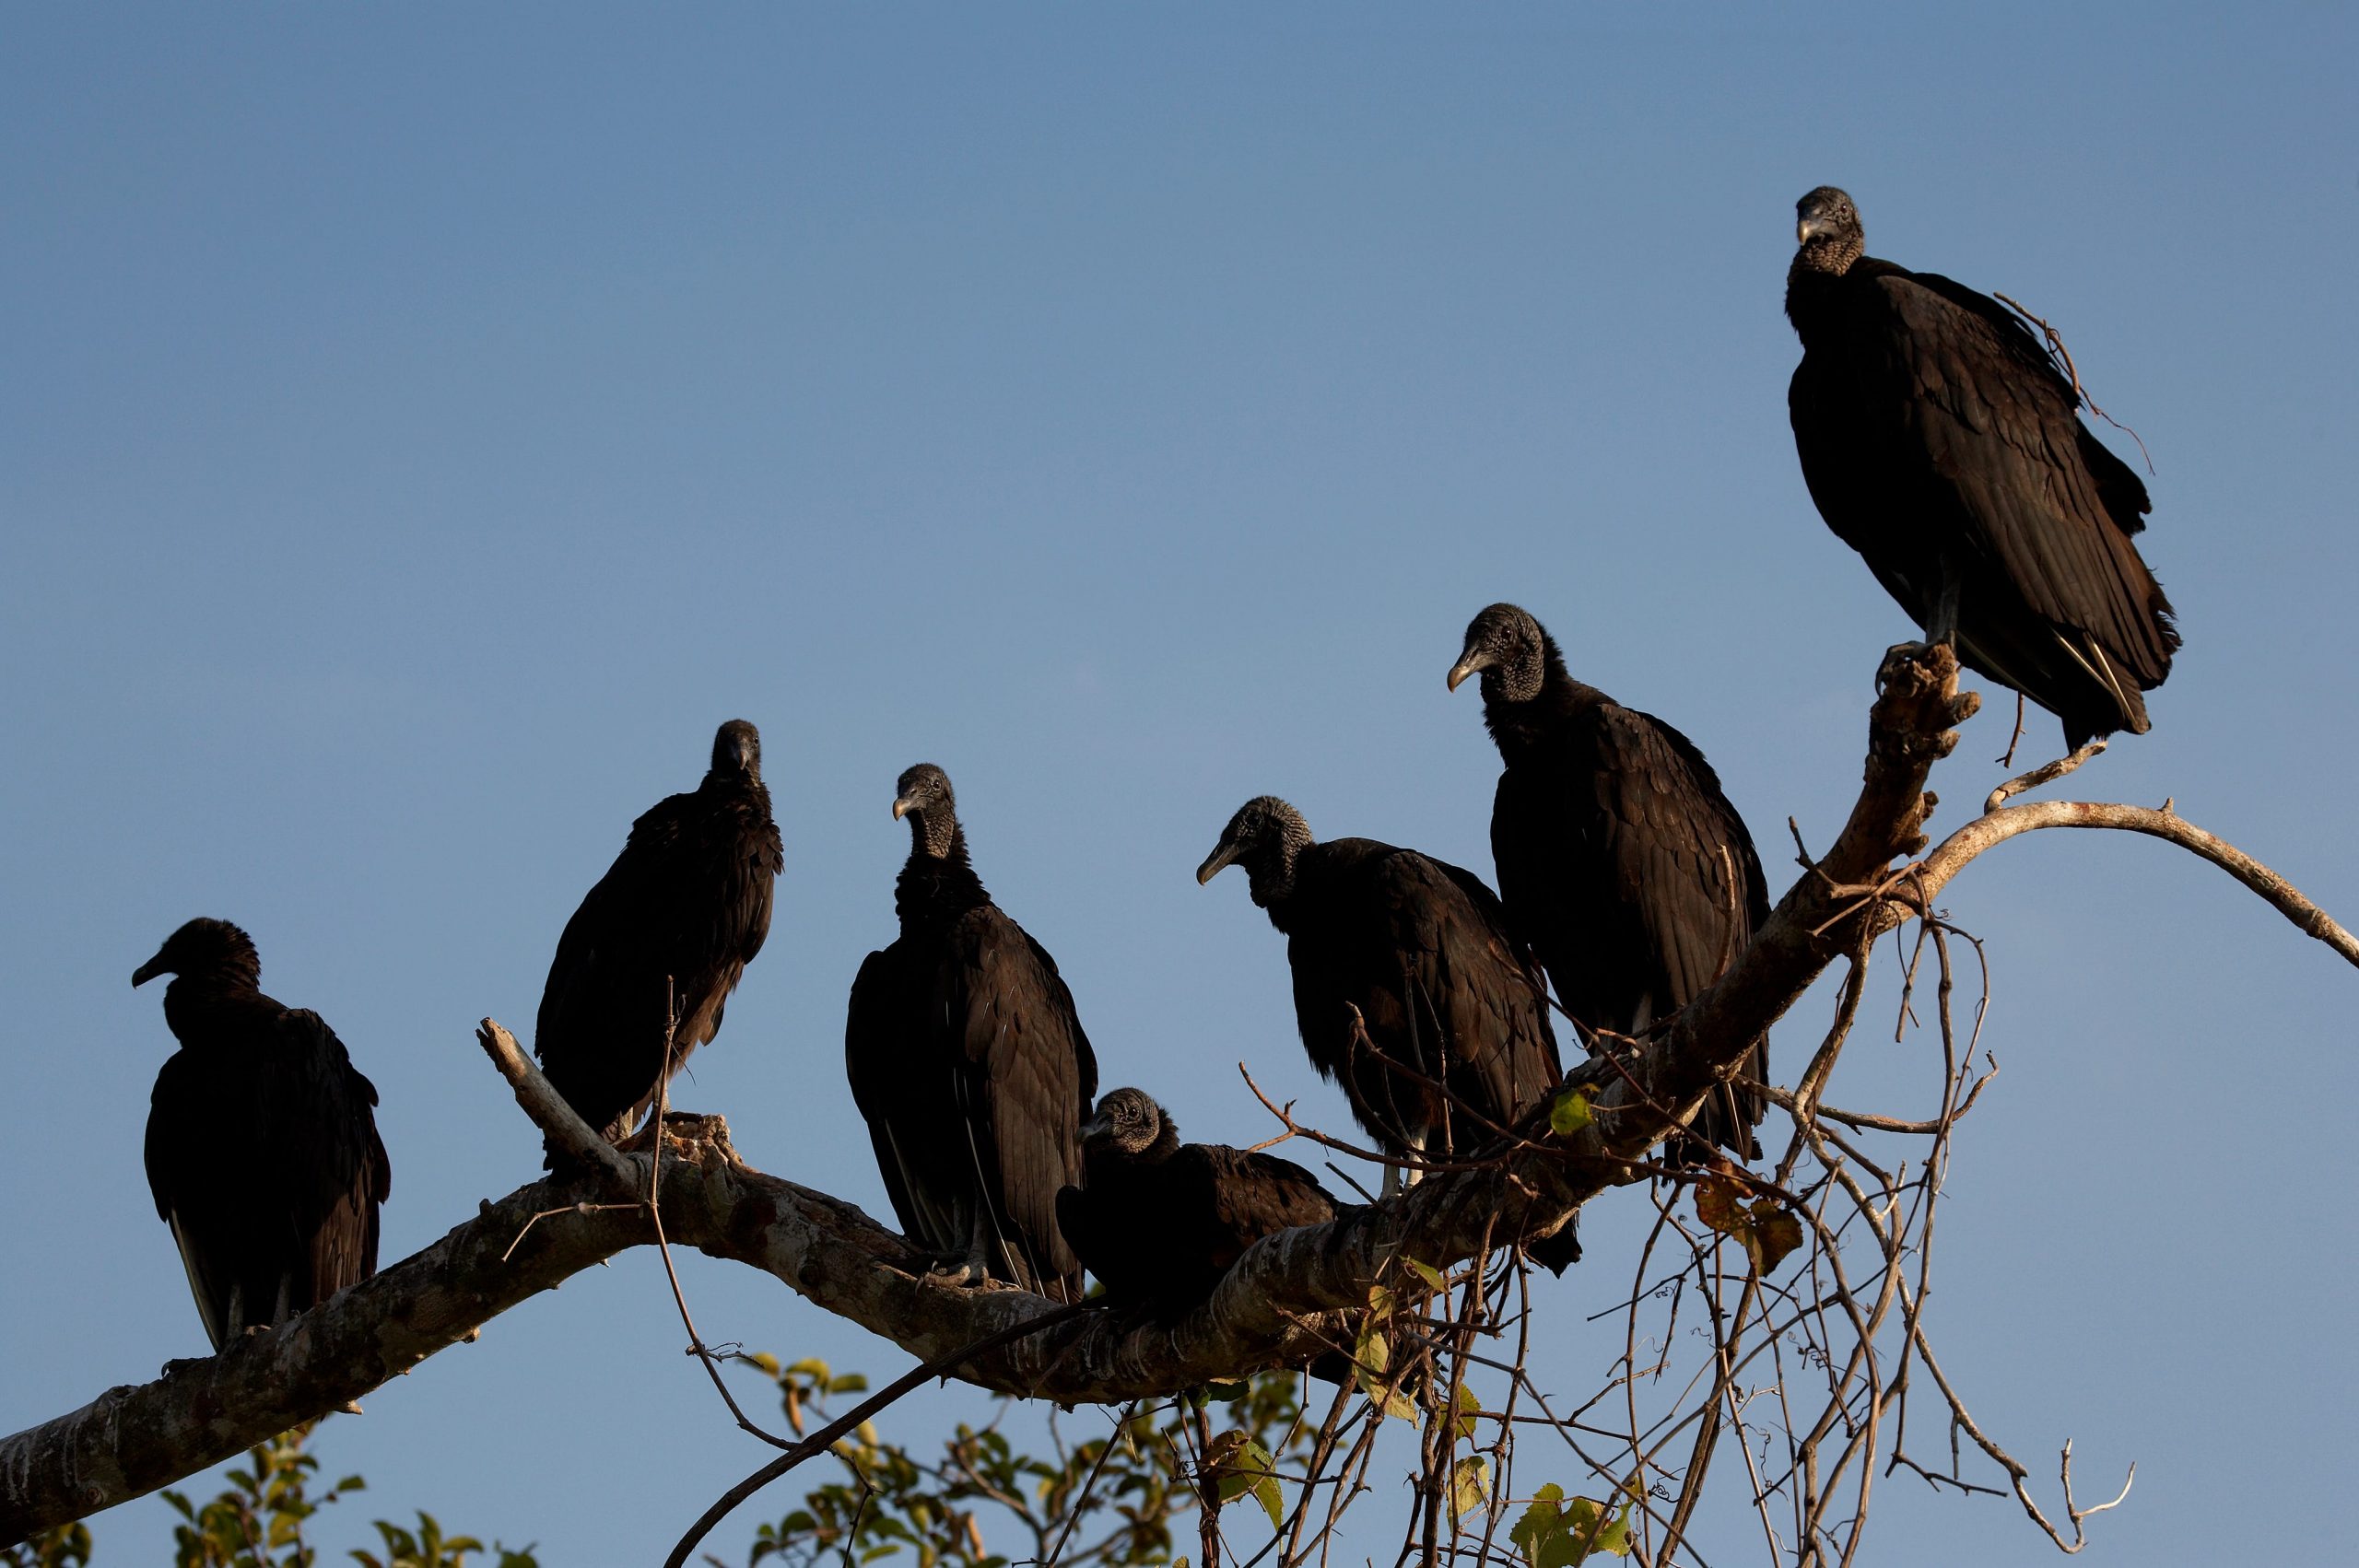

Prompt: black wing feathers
xmin=1288 ymin=840 xmax=1562 ymax=1152
xmin=144 ymin=994 xmax=387 ymax=1352
xmin=1061 ymin=1140 xmax=1338 ymax=1320
xmin=535 ymin=771 xmax=781 ymax=1161
xmin=1492 ymin=696 xmax=1768 ymax=1160
xmin=956 ymin=909 xmax=1097 ymax=1298
xmin=849 ymin=903 xmax=1096 ymax=1303
xmin=1789 ymin=245 xmax=2177 ymax=745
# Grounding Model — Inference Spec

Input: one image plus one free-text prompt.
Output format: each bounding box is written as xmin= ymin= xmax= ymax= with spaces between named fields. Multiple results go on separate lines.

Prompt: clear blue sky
xmin=4 ymin=5 xmax=2352 ymax=1563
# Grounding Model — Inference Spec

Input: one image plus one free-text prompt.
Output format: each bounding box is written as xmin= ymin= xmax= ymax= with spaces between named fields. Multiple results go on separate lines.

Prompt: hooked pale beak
xmin=1195 ymin=842 xmax=1240 ymax=886
xmin=1079 ymin=1110 xmax=1112 ymax=1141
xmin=891 ymin=795 xmax=914 ymax=820
xmin=132 ymin=953 xmax=169 ymax=988
xmin=1446 ymin=650 xmax=1488 ymax=692
xmin=1797 ymin=214 xmax=1836 ymax=243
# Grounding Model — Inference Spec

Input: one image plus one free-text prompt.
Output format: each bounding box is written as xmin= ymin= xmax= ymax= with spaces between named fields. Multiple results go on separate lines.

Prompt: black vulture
xmin=1196 ymin=796 xmax=1579 ymax=1270
xmin=1056 ymin=1087 xmax=1341 ymax=1320
xmin=534 ymin=719 xmax=782 ymax=1169
xmin=1785 ymin=185 xmax=2179 ymax=750
xmin=134 ymin=919 xmax=391 ymax=1352
xmin=1450 ymin=603 xmax=1771 ymax=1161
xmin=845 ymin=765 xmax=1097 ymax=1301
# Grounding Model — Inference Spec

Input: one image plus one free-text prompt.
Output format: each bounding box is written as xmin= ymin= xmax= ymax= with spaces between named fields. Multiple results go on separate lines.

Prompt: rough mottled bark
xmin=8 ymin=649 xmax=2347 ymax=1547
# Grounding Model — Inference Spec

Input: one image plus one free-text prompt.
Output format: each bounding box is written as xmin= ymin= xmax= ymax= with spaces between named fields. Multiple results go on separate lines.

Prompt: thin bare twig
xmin=1997 ymin=693 xmax=2027 ymax=769
xmin=1992 ymin=290 xmax=2155 ymax=474
xmin=662 ymin=1302 xmax=1094 ymax=1568
xmin=1983 ymin=740 xmax=2107 ymax=813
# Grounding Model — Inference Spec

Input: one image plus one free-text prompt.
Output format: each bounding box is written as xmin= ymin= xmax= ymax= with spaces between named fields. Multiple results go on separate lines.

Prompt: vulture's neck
xmin=161 ymin=965 xmax=267 ymax=1045
xmin=1092 ymin=1122 xmax=1183 ymax=1179
xmin=1784 ymin=243 xmax=1865 ymax=339
xmin=897 ymin=823 xmax=989 ymax=926
xmin=1249 ymin=848 xmax=1305 ymax=924
xmin=1483 ymin=637 xmax=1607 ymax=766
xmin=700 ymin=769 xmax=769 ymax=812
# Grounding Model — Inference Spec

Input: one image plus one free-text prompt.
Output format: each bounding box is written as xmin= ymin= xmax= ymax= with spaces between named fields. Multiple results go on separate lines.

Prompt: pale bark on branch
xmin=5 ymin=648 xmax=2344 ymax=1547
xmin=1919 ymin=797 xmax=2359 ymax=965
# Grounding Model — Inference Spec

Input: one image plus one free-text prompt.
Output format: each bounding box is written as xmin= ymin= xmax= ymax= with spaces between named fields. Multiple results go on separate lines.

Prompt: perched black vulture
xmin=534 ymin=719 xmax=782 ymax=1169
xmin=134 ymin=919 xmax=391 ymax=1352
xmin=1785 ymin=185 xmax=2178 ymax=749
xmin=1196 ymin=796 xmax=1579 ymax=1270
xmin=846 ymin=765 xmax=1097 ymax=1301
xmin=1057 ymin=1087 xmax=1341 ymax=1320
xmin=1450 ymin=603 xmax=1771 ymax=1160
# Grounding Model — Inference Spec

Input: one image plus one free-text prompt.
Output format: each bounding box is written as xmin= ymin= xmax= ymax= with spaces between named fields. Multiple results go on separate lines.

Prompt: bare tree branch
xmin=1919 ymin=798 xmax=2359 ymax=967
xmin=6 ymin=646 xmax=2341 ymax=1551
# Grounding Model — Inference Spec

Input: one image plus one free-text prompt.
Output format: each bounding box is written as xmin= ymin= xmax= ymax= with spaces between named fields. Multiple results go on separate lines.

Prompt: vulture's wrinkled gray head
xmin=1196 ymin=795 xmax=1314 ymax=907
xmin=1793 ymin=187 xmax=1864 ymax=275
xmin=133 ymin=917 xmax=259 ymax=989
xmin=1449 ymin=602 xmax=1549 ymax=704
xmin=710 ymin=720 xmax=763 ymax=779
xmin=1082 ymin=1086 xmax=1169 ymax=1155
xmin=892 ymin=763 xmax=961 ymax=859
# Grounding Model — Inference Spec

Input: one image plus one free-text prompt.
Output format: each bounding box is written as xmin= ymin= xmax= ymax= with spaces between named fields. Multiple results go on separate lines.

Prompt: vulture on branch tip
xmin=1056 ymin=1087 xmax=1342 ymax=1320
xmin=846 ymin=765 xmax=1097 ymax=1301
xmin=534 ymin=719 xmax=782 ymax=1170
xmin=134 ymin=919 xmax=391 ymax=1352
xmin=1785 ymin=185 xmax=2179 ymax=750
xmin=1449 ymin=603 xmax=1771 ymax=1161
xmin=1197 ymin=796 xmax=1579 ymax=1271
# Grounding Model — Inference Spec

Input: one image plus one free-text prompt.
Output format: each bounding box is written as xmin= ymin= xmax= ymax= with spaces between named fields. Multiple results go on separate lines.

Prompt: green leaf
xmin=1548 ymin=1088 xmax=1592 ymax=1135
xmin=1205 ymin=1433 xmax=1284 ymax=1528
xmin=1366 ymin=1283 xmax=1396 ymax=1318
xmin=829 ymin=1373 xmax=870 ymax=1395
xmin=1451 ymin=1383 xmax=1482 ymax=1441
xmin=1450 ymin=1457 xmax=1489 ymax=1519
xmin=1509 ymin=1482 xmax=1564 ymax=1565
xmin=1251 ymin=1471 xmax=1285 ymax=1529
xmin=1402 ymin=1256 xmax=1447 ymax=1293
xmin=1509 ymin=1482 xmax=1634 ymax=1567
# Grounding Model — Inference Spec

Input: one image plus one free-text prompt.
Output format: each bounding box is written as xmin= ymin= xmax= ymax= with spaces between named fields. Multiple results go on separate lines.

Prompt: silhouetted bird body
xmin=1785 ymin=185 xmax=2177 ymax=748
xmin=534 ymin=720 xmax=781 ymax=1168
xmin=847 ymin=765 xmax=1097 ymax=1301
xmin=1058 ymin=1087 xmax=1341 ymax=1320
xmin=1198 ymin=796 xmax=1578 ymax=1270
xmin=135 ymin=919 xmax=391 ymax=1352
xmin=1451 ymin=603 xmax=1770 ymax=1160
